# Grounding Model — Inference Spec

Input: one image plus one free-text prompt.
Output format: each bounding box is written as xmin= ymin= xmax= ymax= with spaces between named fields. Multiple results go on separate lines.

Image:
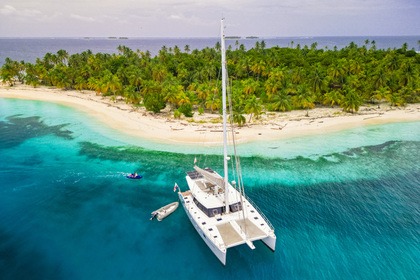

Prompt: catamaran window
xmin=193 ymin=197 xmax=224 ymax=217
xmin=229 ymin=202 xmax=242 ymax=212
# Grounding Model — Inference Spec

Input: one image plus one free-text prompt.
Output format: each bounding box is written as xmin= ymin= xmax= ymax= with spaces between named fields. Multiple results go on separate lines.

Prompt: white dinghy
xmin=150 ymin=202 xmax=179 ymax=221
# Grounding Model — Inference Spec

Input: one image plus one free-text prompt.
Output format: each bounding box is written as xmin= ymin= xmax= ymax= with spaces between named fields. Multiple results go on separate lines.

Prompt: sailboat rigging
xmin=176 ymin=19 xmax=276 ymax=265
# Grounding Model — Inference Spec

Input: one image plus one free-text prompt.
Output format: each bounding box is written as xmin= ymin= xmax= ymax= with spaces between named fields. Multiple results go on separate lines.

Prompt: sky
xmin=0 ymin=0 xmax=419 ymax=37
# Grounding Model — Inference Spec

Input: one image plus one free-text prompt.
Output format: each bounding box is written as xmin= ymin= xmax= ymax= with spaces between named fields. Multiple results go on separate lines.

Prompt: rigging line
xmin=226 ymin=72 xmax=248 ymax=226
xmin=197 ymin=60 xmax=223 ymax=169
xmin=226 ymin=76 xmax=238 ymax=183
xmin=224 ymin=26 xmax=249 ymax=237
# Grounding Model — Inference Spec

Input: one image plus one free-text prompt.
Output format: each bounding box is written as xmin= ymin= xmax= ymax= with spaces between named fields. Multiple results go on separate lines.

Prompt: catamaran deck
xmin=236 ymin=218 xmax=266 ymax=240
xmin=216 ymin=218 xmax=268 ymax=248
xmin=217 ymin=222 xmax=243 ymax=247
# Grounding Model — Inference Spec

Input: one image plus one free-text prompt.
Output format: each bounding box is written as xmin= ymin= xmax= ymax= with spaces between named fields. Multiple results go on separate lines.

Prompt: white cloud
xmin=0 ymin=4 xmax=41 ymax=17
xmin=0 ymin=4 xmax=62 ymax=23
xmin=70 ymin=14 xmax=96 ymax=22
xmin=0 ymin=0 xmax=418 ymax=37
xmin=170 ymin=14 xmax=183 ymax=20
xmin=0 ymin=4 xmax=16 ymax=15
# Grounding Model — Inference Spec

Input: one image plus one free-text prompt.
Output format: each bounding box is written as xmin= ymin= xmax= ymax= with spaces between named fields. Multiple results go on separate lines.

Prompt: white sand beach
xmin=1 ymin=84 xmax=419 ymax=145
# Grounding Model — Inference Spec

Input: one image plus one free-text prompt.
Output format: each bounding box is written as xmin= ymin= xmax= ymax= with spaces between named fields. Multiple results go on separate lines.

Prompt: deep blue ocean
xmin=1 ymin=36 xmax=419 ymax=65
xmin=0 ymin=98 xmax=419 ymax=279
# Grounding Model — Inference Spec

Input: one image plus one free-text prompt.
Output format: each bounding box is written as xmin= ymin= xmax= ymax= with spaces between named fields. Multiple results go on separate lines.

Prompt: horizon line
xmin=1 ymin=35 xmax=419 ymax=39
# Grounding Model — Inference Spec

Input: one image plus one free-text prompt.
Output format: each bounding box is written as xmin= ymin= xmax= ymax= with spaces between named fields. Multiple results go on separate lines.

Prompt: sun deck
xmin=217 ymin=222 xmax=243 ymax=247
xmin=216 ymin=218 xmax=269 ymax=248
xmin=236 ymin=218 xmax=266 ymax=240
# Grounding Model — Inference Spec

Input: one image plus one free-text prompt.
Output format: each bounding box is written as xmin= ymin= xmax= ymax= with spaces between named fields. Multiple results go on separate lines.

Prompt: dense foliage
xmin=1 ymin=41 xmax=419 ymax=123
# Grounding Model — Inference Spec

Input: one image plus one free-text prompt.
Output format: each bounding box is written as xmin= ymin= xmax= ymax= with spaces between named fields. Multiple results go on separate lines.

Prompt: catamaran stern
xmin=262 ymin=235 xmax=277 ymax=252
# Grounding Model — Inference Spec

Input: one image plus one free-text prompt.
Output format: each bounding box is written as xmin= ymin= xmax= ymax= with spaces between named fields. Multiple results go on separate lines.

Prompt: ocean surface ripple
xmin=0 ymin=99 xmax=419 ymax=279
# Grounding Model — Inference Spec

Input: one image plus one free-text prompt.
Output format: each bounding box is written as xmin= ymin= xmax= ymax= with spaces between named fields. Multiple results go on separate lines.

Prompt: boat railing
xmin=243 ymin=193 xmax=275 ymax=232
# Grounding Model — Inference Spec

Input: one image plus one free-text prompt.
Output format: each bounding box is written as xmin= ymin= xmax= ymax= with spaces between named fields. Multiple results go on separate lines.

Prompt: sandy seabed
xmin=1 ymin=84 xmax=419 ymax=145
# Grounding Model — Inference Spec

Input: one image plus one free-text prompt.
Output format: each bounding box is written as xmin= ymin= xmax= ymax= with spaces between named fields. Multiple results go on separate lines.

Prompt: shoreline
xmin=1 ymin=84 xmax=419 ymax=145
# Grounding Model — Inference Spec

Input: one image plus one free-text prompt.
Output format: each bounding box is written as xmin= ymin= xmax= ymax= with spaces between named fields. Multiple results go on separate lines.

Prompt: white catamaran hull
xmin=179 ymin=192 xmax=227 ymax=265
xmin=262 ymin=236 xmax=276 ymax=252
xmin=179 ymin=185 xmax=276 ymax=264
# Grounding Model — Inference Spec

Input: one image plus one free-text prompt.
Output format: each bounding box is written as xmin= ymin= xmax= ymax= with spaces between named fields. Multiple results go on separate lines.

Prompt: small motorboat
xmin=150 ymin=202 xmax=179 ymax=221
xmin=126 ymin=173 xmax=142 ymax=179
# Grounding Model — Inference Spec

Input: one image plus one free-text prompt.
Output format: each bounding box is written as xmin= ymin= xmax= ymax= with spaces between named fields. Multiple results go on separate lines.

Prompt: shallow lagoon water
xmin=0 ymin=98 xmax=419 ymax=279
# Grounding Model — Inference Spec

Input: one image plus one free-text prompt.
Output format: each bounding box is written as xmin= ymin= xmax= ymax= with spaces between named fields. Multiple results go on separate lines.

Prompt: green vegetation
xmin=1 ymin=41 xmax=419 ymax=125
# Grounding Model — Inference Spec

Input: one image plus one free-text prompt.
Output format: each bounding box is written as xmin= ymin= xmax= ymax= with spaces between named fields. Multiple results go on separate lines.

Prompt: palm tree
xmin=371 ymin=67 xmax=388 ymax=90
xmin=23 ymin=63 xmax=41 ymax=87
xmin=398 ymin=59 xmax=416 ymax=87
xmin=386 ymin=53 xmax=400 ymax=71
xmin=194 ymin=83 xmax=213 ymax=106
xmin=364 ymin=39 xmax=370 ymax=47
xmin=244 ymin=95 xmax=263 ymax=122
xmin=269 ymin=88 xmax=292 ymax=112
xmin=371 ymin=40 xmax=377 ymax=51
xmin=265 ymin=67 xmax=287 ymax=98
xmin=250 ymin=59 xmax=267 ymax=80
xmin=291 ymin=67 xmax=304 ymax=84
xmin=241 ymin=78 xmax=259 ymax=96
xmin=88 ymin=77 xmax=103 ymax=95
xmin=56 ymin=49 xmax=69 ymax=65
xmin=231 ymin=112 xmax=246 ymax=127
xmin=326 ymin=61 xmax=345 ymax=87
xmin=128 ymin=68 xmax=143 ymax=92
xmin=341 ymin=87 xmax=363 ymax=113
xmin=228 ymin=89 xmax=247 ymax=127
xmin=0 ymin=58 xmax=22 ymax=86
xmin=205 ymin=93 xmax=221 ymax=113
xmin=323 ymin=89 xmax=344 ymax=107
xmin=293 ymin=84 xmax=315 ymax=113
xmin=123 ymin=85 xmax=141 ymax=104
xmin=164 ymin=84 xmax=183 ymax=109
xmin=141 ymin=80 xmax=165 ymax=113
xmin=308 ymin=64 xmax=324 ymax=99
xmin=152 ymin=64 xmax=167 ymax=82
xmin=108 ymin=74 xmax=122 ymax=98
xmin=386 ymin=90 xmax=405 ymax=107
xmin=372 ymin=87 xmax=390 ymax=103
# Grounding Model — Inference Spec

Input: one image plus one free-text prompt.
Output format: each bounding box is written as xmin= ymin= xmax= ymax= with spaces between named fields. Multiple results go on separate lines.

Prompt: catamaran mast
xmin=221 ymin=18 xmax=230 ymax=214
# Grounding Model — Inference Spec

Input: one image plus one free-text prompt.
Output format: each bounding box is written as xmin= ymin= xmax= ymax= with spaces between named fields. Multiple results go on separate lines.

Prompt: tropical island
xmin=1 ymin=40 xmax=419 ymax=143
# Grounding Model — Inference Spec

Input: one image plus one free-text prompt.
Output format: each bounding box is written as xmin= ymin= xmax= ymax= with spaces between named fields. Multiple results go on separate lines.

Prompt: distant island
xmin=107 ymin=37 xmax=128 ymax=40
xmin=225 ymin=36 xmax=259 ymax=40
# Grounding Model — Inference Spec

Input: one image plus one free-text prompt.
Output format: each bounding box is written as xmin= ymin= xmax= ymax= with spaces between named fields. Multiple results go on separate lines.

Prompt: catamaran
xmin=177 ymin=19 xmax=276 ymax=265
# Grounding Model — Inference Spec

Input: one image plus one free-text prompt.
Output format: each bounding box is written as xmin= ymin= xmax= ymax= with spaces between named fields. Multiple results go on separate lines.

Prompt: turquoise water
xmin=0 ymin=98 xmax=419 ymax=279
